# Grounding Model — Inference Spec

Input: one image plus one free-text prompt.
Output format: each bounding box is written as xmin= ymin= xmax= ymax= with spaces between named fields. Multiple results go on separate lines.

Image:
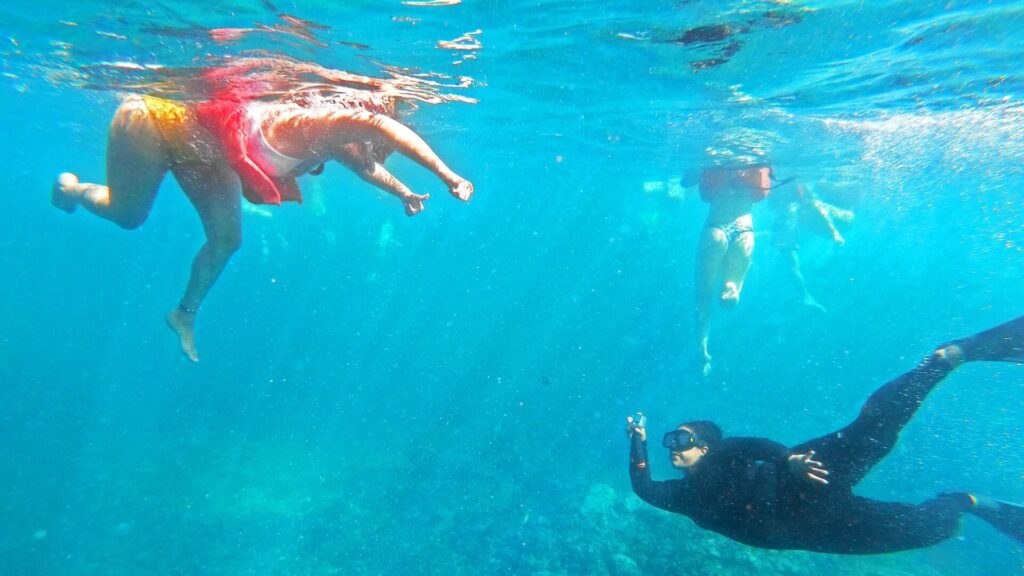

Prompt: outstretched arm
xmin=326 ymin=111 xmax=473 ymax=202
xmin=337 ymin=145 xmax=428 ymax=216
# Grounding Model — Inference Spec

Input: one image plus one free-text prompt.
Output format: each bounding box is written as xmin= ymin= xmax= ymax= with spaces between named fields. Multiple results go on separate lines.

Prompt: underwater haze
xmin=2 ymin=1 xmax=1023 ymax=574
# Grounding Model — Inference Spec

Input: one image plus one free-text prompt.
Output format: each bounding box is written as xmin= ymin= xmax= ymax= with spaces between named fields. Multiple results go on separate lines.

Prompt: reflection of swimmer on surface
xmin=690 ymin=164 xmax=772 ymax=376
xmin=52 ymin=62 xmax=474 ymax=362
xmin=627 ymin=314 xmax=1024 ymax=553
xmin=767 ymin=183 xmax=854 ymax=312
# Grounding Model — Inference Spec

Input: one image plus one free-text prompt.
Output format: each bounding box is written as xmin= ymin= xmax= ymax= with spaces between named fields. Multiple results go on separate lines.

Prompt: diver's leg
xmin=791 ymin=352 xmax=955 ymax=489
xmin=54 ymin=96 xmax=169 ymax=228
xmin=695 ymin=225 xmax=728 ymax=375
xmin=966 ymin=495 xmax=1024 ymax=544
xmin=811 ymin=495 xmax=967 ymax=554
xmin=719 ymin=229 xmax=754 ymax=308
xmin=165 ymin=162 xmax=243 ymax=362
xmin=793 ymin=316 xmax=1024 ymax=488
xmin=946 ymin=315 xmax=1024 ymax=363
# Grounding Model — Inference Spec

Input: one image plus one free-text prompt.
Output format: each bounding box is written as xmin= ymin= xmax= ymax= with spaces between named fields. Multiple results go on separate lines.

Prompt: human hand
xmin=450 ymin=179 xmax=474 ymax=202
xmin=403 ymin=192 xmax=429 ymax=216
xmin=787 ymin=450 xmax=829 ymax=485
xmin=626 ymin=413 xmax=647 ymax=441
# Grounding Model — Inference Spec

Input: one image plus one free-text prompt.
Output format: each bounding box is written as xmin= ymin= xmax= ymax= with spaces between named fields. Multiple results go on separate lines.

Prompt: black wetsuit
xmin=630 ymin=354 xmax=971 ymax=554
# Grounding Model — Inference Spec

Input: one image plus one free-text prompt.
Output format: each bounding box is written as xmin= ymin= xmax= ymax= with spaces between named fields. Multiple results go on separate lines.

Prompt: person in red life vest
xmin=688 ymin=164 xmax=772 ymax=376
xmin=52 ymin=79 xmax=473 ymax=362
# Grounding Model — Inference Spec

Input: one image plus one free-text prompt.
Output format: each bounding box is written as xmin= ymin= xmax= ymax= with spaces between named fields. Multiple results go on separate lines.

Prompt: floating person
xmin=690 ymin=164 xmax=775 ymax=376
xmin=767 ymin=182 xmax=854 ymax=312
xmin=52 ymin=66 xmax=474 ymax=362
xmin=625 ymin=315 xmax=1024 ymax=554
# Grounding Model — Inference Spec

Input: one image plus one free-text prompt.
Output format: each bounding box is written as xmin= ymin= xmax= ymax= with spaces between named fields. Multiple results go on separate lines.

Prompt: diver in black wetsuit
xmin=627 ymin=315 xmax=1024 ymax=554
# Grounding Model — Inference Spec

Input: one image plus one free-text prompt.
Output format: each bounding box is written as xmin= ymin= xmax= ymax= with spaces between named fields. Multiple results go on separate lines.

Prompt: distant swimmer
xmin=689 ymin=164 xmax=776 ymax=376
xmin=627 ymin=314 xmax=1024 ymax=553
xmin=767 ymin=182 xmax=854 ymax=312
xmin=52 ymin=62 xmax=474 ymax=362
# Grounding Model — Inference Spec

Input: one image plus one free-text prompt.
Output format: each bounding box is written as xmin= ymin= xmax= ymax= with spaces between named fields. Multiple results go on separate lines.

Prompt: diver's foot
xmin=720 ymin=282 xmax=740 ymax=308
xmin=449 ymin=179 xmax=474 ymax=202
xmin=947 ymin=316 xmax=1024 ymax=364
xmin=966 ymin=494 xmax=1024 ymax=544
xmin=935 ymin=344 xmax=965 ymax=368
xmin=52 ymin=172 xmax=80 ymax=213
xmin=802 ymin=294 xmax=827 ymax=313
xmin=166 ymin=307 xmax=199 ymax=362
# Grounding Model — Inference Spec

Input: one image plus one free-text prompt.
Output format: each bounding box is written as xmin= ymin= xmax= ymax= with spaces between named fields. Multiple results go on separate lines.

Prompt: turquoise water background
xmin=2 ymin=1 xmax=1023 ymax=574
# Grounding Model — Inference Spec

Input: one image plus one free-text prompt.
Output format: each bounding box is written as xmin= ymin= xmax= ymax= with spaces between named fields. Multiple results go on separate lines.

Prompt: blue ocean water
xmin=1 ymin=1 xmax=1023 ymax=574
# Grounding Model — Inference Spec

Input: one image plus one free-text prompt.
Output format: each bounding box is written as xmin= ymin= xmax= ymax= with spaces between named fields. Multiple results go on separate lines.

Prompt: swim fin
xmin=967 ymin=495 xmax=1024 ymax=544
xmin=950 ymin=315 xmax=1024 ymax=363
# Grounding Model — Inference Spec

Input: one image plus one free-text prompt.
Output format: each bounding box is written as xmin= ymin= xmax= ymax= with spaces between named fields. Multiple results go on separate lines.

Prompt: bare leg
xmin=695 ymin=226 xmax=728 ymax=375
xmin=827 ymin=203 xmax=855 ymax=224
xmin=785 ymin=249 xmax=826 ymax=312
xmin=166 ymin=163 xmax=243 ymax=362
xmin=802 ymin=200 xmax=849 ymax=245
xmin=719 ymin=230 xmax=754 ymax=308
xmin=330 ymin=112 xmax=474 ymax=201
xmin=53 ymin=96 xmax=169 ymax=229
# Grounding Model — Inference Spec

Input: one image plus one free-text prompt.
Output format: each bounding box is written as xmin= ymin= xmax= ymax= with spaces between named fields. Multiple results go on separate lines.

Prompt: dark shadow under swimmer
xmin=627 ymin=315 xmax=1024 ymax=554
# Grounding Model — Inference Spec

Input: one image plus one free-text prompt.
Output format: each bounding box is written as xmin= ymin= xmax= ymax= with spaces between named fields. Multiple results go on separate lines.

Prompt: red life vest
xmin=698 ymin=167 xmax=770 ymax=203
xmin=195 ymin=99 xmax=303 ymax=205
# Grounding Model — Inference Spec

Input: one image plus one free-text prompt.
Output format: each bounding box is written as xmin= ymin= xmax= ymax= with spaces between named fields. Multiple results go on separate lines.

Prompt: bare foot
xmin=802 ymin=294 xmax=827 ymax=313
xmin=720 ymin=281 xmax=740 ymax=308
xmin=166 ymin=307 xmax=199 ymax=362
xmin=450 ymin=179 xmax=474 ymax=202
xmin=700 ymin=339 xmax=712 ymax=376
xmin=52 ymin=172 xmax=79 ymax=213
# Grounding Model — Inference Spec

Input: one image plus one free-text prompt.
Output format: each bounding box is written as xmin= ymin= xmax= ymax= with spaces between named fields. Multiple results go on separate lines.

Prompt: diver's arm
xmin=629 ymin=434 xmax=693 ymax=514
xmin=716 ymin=438 xmax=796 ymax=512
xmin=726 ymin=437 xmax=829 ymax=488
